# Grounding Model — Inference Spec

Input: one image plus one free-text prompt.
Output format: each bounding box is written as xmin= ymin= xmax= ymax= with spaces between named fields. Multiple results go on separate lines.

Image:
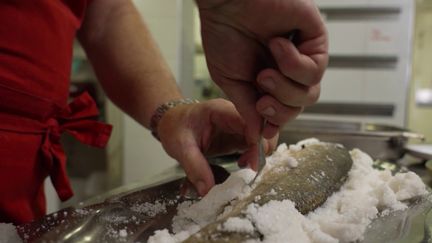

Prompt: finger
xmin=217 ymin=79 xmax=262 ymax=144
xmin=238 ymin=145 xmax=259 ymax=171
xmin=238 ymin=135 xmax=278 ymax=170
xmin=262 ymin=122 xmax=279 ymax=139
xmin=257 ymin=68 xmax=320 ymax=107
xmin=177 ymin=137 xmax=215 ymax=196
xmin=205 ymin=132 xmax=248 ymax=157
xmin=256 ymin=95 xmax=303 ymax=127
xmin=269 ymin=135 xmax=279 ymax=154
xmin=269 ymin=37 xmax=327 ymax=86
xmin=262 ymin=132 xmax=279 ymax=155
xmin=206 ymin=99 xmax=247 ymax=135
xmin=237 ymin=154 xmax=248 ymax=168
xmin=200 ymin=99 xmax=249 ymax=156
xmin=295 ymin=2 xmax=328 ymax=42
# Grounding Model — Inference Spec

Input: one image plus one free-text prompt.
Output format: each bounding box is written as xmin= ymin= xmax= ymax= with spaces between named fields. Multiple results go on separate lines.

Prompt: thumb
xmin=177 ymin=135 xmax=215 ymax=196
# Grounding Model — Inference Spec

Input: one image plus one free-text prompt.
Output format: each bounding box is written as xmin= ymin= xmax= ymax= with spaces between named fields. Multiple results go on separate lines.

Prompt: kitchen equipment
xmin=280 ymin=119 xmax=424 ymax=161
xmin=306 ymin=0 xmax=414 ymax=127
xmin=405 ymin=144 xmax=432 ymax=161
xmin=18 ymin=178 xmax=184 ymax=243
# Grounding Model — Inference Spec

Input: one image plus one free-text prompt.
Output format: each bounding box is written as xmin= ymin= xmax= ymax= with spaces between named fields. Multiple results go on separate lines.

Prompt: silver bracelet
xmin=150 ymin=98 xmax=200 ymax=140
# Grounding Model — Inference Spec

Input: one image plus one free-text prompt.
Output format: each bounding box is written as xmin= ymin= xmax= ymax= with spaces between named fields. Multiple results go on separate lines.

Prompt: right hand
xmin=197 ymin=0 xmax=328 ymax=144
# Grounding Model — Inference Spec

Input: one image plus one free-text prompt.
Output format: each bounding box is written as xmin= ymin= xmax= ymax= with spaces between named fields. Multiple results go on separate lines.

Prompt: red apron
xmin=0 ymin=0 xmax=112 ymax=224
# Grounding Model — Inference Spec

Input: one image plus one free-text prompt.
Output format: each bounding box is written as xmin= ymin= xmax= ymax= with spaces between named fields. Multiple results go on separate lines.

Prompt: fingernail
xmin=261 ymin=107 xmax=276 ymax=117
xmin=196 ymin=180 xmax=207 ymax=196
xmin=259 ymin=78 xmax=275 ymax=90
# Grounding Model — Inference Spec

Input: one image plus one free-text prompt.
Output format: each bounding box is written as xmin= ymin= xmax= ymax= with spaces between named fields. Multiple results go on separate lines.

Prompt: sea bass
xmin=184 ymin=142 xmax=353 ymax=242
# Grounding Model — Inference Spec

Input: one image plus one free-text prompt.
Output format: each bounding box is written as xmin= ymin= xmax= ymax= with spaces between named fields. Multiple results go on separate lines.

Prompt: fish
xmin=183 ymin=142 xmax=353 ymax=243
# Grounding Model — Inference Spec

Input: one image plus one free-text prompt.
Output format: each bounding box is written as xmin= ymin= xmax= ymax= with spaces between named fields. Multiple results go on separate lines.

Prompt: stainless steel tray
xmin=281 ymin=119 xmax=424 ymax=161
xmin=18 ymin=178 xmax=185 ymax=243
xmin=18 ymin=163 xmax=432 ymax=243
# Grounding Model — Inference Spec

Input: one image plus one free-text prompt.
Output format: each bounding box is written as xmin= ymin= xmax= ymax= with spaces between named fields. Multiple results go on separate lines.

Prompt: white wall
xmin=122 ymin=0 xmax=194 ymax=185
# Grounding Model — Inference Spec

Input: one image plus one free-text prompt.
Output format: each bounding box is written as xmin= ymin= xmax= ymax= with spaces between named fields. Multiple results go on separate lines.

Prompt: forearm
xmin=78 ymin=0 xmax=183 ymax=128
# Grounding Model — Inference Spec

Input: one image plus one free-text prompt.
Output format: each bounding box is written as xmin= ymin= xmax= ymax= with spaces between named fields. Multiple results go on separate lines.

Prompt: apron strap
xmin=40 ymin=92 xmax=112 ymax=201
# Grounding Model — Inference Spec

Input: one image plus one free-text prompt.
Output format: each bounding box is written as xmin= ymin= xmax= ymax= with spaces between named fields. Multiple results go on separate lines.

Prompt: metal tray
xmin=17 ymin=162 xmax=432 ymax=243
xmin=18 ymin=178 xmax=185 ymax=243
xmin=280 ymin=119 xmax=424 ymax=161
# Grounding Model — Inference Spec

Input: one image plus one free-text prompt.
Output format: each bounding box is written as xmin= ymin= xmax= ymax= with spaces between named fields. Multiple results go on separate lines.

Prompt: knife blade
xmin=248 ymin=30 xmax=297 ymax=186
xmin=249 ymin=118 xmax=267 ymax=186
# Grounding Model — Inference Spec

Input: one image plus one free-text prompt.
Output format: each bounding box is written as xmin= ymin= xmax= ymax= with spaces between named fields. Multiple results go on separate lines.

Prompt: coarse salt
xmin=131 ymin=201 xmax=167 ymax=217
xmin=149 ymin=140 xmax=429 ymax=243
xmin=220 ymin=217 xmax=255 ymax=234
xmin=119 ymin=229 xmax=128 ymax=237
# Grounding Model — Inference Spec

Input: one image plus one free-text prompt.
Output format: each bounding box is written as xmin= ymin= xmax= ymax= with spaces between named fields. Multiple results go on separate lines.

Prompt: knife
xmin=249 ymin=118 xmax=267 ymax=186
xmin=248 ymin=30 xmax=298 ymax=186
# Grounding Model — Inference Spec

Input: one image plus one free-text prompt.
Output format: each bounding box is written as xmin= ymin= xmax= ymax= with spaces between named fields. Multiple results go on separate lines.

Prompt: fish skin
xmin=184 ymin=143 xmax=353 ymax=243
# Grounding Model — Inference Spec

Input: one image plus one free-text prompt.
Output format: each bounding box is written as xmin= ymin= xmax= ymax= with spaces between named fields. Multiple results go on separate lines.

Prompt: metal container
xmin=17 ymin=161 xmax=432 ymax=243
xmin=280 ymin=119 xmax=424 ymax=161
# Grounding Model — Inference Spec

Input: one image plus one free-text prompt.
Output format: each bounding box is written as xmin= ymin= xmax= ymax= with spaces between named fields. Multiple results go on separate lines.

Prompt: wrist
xmin=150 ymin=98 xmax=200 ymax=140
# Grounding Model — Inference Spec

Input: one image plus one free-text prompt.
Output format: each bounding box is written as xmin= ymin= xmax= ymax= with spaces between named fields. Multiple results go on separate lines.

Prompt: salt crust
xmin=0 ymin=223 xmax=22 ymax=243
xmin=149 ymin=138 xmax=428 ymax=243
xmin=171 ymin=169 xmax=256 ymax=233
xmin=220 ymin=217 xmax=255 ymax=233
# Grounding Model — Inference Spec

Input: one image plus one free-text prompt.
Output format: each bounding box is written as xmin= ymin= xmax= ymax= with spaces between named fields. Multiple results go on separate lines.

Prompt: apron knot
xmin=41 ymin=92 xmax=112 ymax=201
xmin=46 ymin=118 xmax=61 ymax=142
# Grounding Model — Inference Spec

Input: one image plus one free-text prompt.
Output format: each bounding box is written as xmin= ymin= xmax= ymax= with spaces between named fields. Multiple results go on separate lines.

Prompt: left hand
xmin=156 ymin=98 xmax=277 ymax=196
xmin=197 ymin=0 xmax=328 ymax=144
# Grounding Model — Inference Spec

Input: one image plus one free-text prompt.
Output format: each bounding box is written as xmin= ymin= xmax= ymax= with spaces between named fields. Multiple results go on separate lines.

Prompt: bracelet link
xmin=150 ymin=98 xmax=200 ymax=140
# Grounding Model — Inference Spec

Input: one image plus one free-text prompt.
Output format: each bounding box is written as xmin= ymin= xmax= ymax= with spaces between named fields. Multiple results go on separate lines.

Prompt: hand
xmin=157 ymin=99 xmax=277 ymax=196
xmin=197 ymin=0 xmax=328 ymax=143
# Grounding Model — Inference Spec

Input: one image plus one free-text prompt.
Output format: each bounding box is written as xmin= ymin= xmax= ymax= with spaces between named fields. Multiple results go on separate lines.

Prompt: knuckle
xmin=279 ymin=59 xmax=296 ymax=78
xmin=211 ymin=98 xmax=228 ymax=106
xmin=276 ymin=90 xmax=301 ymax=107
xmin=312 ymin=74 xmax=323 ymax=86
xmin=269 ymin=106 xmax=301 ymax=125
xmin=280 ymin=96 xmax=296 ymax=107
xmin=308 ymin=68 xmax=325 ymax=86
xmin=258 ymin=68 xmax=277 ymax=79
xmin=307 ymin=86 xmax=321 ymax=105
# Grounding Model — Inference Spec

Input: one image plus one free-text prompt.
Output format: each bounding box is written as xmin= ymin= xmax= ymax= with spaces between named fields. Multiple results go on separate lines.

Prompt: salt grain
xmin=75 ymin=208 xmax=92 ymax=216
xmin=131 ymin=201 xmax=167 ymax=217
xmin=119 ymin=229 xmax=128 ymax=237
xmin=267 ymin=189 xmax=277 ymax=196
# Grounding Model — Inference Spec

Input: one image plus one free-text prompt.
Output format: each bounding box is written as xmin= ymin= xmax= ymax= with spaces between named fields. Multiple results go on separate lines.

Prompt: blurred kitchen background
xmin=45 ymin=0 xmax=432 ymax=212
